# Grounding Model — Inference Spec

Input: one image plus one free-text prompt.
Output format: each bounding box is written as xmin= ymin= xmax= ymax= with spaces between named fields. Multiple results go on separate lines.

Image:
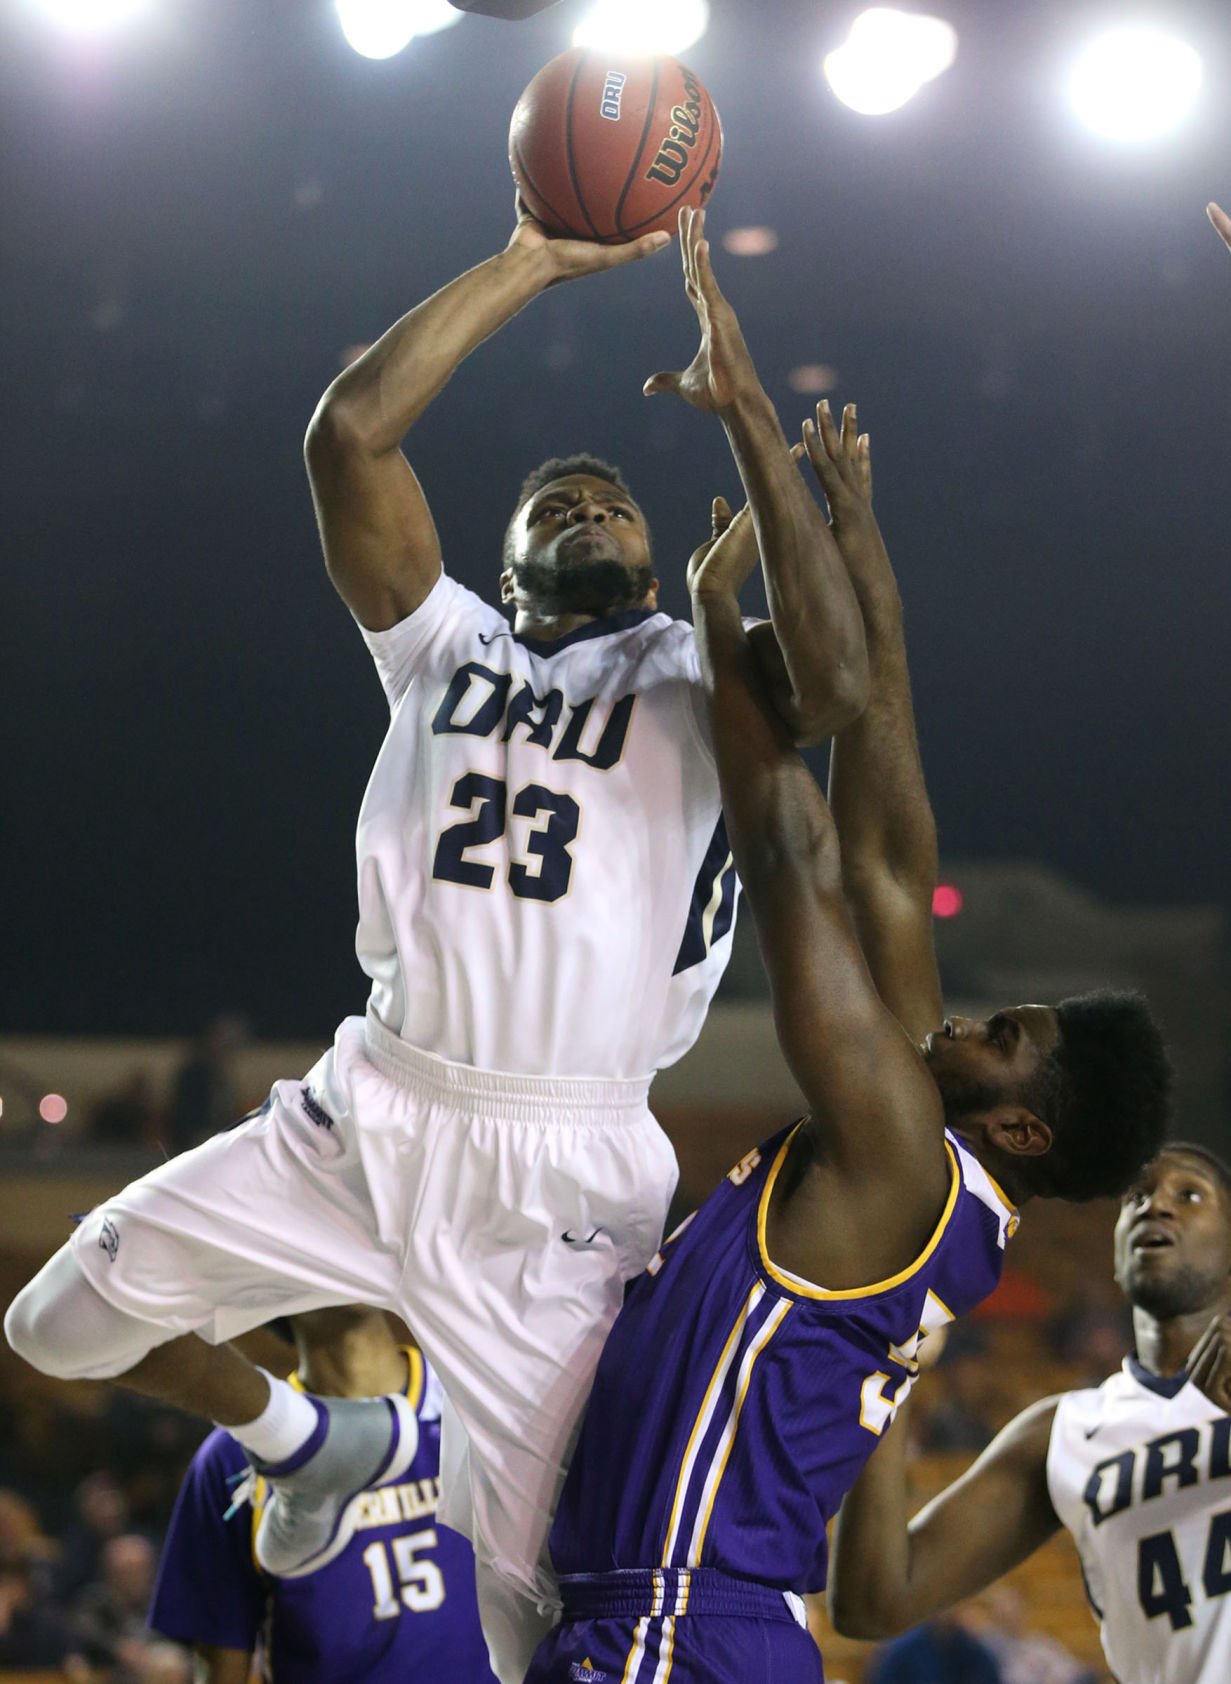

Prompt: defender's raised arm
xmin=649 ymin=208 xmax=869 ymax=744
xmin=804 ymin=402 xmax=942 ymax=1046
xmin=305 ymin=208 xmax=668 ymax=631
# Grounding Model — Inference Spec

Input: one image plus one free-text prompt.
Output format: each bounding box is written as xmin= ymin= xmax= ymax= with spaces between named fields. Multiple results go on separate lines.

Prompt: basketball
xmin=509 ymin=49 xmax=723 ymax=244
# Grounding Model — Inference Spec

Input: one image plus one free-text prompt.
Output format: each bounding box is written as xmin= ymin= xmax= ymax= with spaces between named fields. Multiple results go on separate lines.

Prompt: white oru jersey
xmin=1048 ymin=1357 xmax=1231 ymax=1684
xmin=353 ymin=570 xmax=739 ymax=1079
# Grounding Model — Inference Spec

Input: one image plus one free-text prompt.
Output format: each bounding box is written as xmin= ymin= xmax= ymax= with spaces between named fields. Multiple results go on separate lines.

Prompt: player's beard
xmin=512 ymin=549 xmax=654 ymax=619
xmin=1127 ymin=1259 xmax=1227 ymax=1323
xmin=933 ymin=1071 xmax=1005 ymax=1127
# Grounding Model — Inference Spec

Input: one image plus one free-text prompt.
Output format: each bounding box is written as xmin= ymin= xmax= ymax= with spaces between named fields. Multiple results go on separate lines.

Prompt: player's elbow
xmin=305 ymin=388 xmax=366 ymax=468
xmin=829 ymin=1604 xmax=899 ymax=1642
xmin=827 ymin=1581 xmax=906 ymax=1641
xmin=787 ymin=659 xmax=871 ymax=747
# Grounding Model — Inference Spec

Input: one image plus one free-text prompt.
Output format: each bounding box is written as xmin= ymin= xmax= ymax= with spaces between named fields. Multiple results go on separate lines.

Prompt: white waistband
xmin=362 ymin=1009 xmax=654 ymax=1125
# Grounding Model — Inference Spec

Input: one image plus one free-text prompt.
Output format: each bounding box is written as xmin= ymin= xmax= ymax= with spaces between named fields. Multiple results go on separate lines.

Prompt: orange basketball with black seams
xmin=509 ymin=48 xmax=723 ymax=244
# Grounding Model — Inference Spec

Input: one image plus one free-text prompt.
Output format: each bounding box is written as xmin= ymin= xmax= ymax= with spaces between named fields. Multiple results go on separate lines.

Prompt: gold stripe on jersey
xmin=756 ymin=1126 xmax=960 ymax=1300
xmin=687 ymin=1298 xmax=792 ymax=1565
xmin=661 ymin=1284 xmax=762 ymax=1564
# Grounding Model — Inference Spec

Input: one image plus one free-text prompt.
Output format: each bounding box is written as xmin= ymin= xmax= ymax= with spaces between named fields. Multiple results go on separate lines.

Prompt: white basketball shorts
xmin=70 ymin=1010 xmax=678 ymax=1607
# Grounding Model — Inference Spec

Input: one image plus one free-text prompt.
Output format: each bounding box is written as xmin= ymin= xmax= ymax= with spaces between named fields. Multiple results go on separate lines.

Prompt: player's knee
xmin=4 ymin=1249 xmax=156 ymax=1381
xmin=4 ymin=1276 xmax=78 ymax=1377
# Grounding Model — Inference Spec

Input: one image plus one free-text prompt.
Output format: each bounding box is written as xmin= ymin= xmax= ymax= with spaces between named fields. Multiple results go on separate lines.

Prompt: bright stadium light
xmin=28 ymin=0 xmax=150 ymax=34
xmin=824 ymin=8 xmax=957 ymax=116
xmin=573 ymin=0 xmax=710 ymax=56
xmin=1067 ymin=27 xmax=1202 ymax=142
xmin=337 ymin=0 xmax=460 ymax=61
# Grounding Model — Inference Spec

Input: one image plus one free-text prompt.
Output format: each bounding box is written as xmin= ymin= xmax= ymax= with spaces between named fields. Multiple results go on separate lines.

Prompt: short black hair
xmin=1027 ymin=991 xmax=1172 ymax=1201
xmin=513 ymin=454 xmax=632 ymax=515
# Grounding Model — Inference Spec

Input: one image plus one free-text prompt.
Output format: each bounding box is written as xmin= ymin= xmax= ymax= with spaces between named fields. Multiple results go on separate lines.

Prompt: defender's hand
xmin=801 ymin=400 xmax=884 ymax=557
xmin=644 ymin=207 xmax=760 ymax=412
xmin=1188 ymin=1311 xmax=1231 ymax=1411
xmin=687 ymin=497 xmax=757 ymax=599
xmin=1208 ymin=202 xmax=1231 ymax=256
xmin=509 ymin=196 xmax=670 ymax=283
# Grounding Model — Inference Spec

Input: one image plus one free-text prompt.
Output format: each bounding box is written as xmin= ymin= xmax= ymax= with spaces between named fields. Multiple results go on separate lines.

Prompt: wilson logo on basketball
xmin=599 ymin=71 xmax=626 ymax=122
xmin=645 ymin=71 xmax=704 ymax=187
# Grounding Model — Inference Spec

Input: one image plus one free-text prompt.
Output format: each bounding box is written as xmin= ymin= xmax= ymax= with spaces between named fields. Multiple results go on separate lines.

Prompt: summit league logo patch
xmin=99 ymin=1217 xmax=120 ymax=1262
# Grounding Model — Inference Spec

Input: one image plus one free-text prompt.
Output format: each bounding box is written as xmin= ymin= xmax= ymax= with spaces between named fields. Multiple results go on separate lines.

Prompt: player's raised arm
xmin=828 ymin=1393 xmax=1061 ymax=1639
xmin=647 ymin=208 xmax=869 ymax=745
xmin=803 ymin=402 xmax=942 ymax=1046
xmin=306 ymin=206 xmax=669 ymax=631
xmin=689 ymin=551 xmax=951 ymax=1227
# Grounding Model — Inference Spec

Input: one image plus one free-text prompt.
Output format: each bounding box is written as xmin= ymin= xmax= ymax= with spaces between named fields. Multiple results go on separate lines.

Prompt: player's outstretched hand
xmin=1208 ymin=202 xmax=1231 ymax=256
xmin=509 ymin=196 xmax=669 ymax=283
xmin=687 ymin=445 xmax=807 ymax=599
xmin=1188 ymin=1310 xmax=1231 ymax=1411
xmin=801 ymin=400 xmax=889 ymax=574
xmin=643 ymin=207 xmax=760 ymax=412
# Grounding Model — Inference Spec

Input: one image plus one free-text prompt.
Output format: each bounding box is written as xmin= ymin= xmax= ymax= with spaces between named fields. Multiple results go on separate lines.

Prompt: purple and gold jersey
xmin=548 ymin=1122 xmax=1016 ymax=1600
xmin=150 ymin=1352 xmax=496 ymax=1682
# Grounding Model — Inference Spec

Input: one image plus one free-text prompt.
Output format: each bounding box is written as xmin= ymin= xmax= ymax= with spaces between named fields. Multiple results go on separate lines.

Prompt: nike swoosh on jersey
xmin=1083 ymin=1423 xmax=1102 ymax=1439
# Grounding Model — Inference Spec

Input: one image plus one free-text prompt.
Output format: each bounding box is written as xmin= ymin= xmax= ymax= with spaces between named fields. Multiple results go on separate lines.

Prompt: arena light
xmin=336 ymin=0 xmax=460 ymax=61
xmin=824 ymin=9 xmax=957 ymax=116
xmin=27 ymin=0 xmax=150 ymax=34
xmin=573 ymin=0 xmax=709 ymax=57
xmin=722 ymin=227 xmax=779 ymax=257
xmin=39 ymin=1093 xmax=68 ymax=1124
xmin=788 ymin=363 xmax=839 ymax=394
xmin=1067 ymin=27 xmax=1202 ymax=142
xmin=932 ymin=884 xmax=963 ymax=918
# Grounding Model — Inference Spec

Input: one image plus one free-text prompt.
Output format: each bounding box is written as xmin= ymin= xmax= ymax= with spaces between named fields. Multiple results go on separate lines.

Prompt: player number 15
xmin=363 ymin=1530 xmax=446 ymax=1619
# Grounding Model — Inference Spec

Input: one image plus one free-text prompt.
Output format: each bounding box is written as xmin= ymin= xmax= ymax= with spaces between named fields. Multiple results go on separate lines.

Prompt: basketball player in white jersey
xmin=5 ymin=206 xmax=868 ymax=1684
xmin=826 ymin=1141 xmax=1231 ymax=1682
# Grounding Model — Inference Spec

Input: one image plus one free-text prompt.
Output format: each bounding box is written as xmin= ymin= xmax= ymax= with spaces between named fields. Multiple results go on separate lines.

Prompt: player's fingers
xmin=801 ymin=416 xmax=841 ymax=495
xmin=1208 ymin=202 xmax=1231 ymax=254
xmin=1188 ymin=1312 xmax=1224 ymax=1375
xmin=815 ymin=398 xmax=846 ymax=463
xmin=841 ymin=402 xmax=859 ymax=459
xmin=599 ymin=230 xmax=672 ymax=269
xmin=693 ymin=228 xmax=722 ymax=300
xmin=679 ymin=207 xmax=695 ymax=285
xmin=858 ymin=434 xmax=873 ymax=498
xmin=789 ymin=442 xmax=806 ymax=464
xmin=712 ymin=495 xmax=733 ymax=536
xmin=643 ymin=369 xmax=682 ymax=397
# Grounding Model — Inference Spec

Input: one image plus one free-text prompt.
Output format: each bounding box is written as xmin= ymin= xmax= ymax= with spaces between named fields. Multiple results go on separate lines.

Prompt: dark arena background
xmin=3 ymin=1 xmax=1231 ymax=1680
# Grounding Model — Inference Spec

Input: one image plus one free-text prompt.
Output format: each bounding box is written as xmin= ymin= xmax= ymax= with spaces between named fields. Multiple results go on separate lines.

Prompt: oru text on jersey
xmin=1049 ymin=1358 xmax=1231 ymax=1684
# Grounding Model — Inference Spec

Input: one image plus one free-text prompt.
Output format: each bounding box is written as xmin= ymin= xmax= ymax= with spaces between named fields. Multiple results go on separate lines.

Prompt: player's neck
xmin=511 ymin=590 xmax=657 ymax=641
xmin=1133 ymin=1301 xmax=1230 ymax=1379
xmin=513 ymin=608 xmax=603 ymax=641
xmin=296 ymin=1339 xmax=411 ymax=1400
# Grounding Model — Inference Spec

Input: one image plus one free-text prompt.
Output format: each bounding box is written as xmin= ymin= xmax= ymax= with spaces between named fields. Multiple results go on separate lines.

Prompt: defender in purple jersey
xmin=151 ymin=1308 xmax=495 ymax=1684
xmin=526 ymin=393 xmax=1174 ymax=1683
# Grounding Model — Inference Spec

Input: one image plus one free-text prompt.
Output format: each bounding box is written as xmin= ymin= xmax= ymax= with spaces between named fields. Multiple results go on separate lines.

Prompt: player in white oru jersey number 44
xmin=4 ymin=205 xmax=868 ymax=1684
xmin=825 ymin=1141 xmax=1231 ymax=1684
